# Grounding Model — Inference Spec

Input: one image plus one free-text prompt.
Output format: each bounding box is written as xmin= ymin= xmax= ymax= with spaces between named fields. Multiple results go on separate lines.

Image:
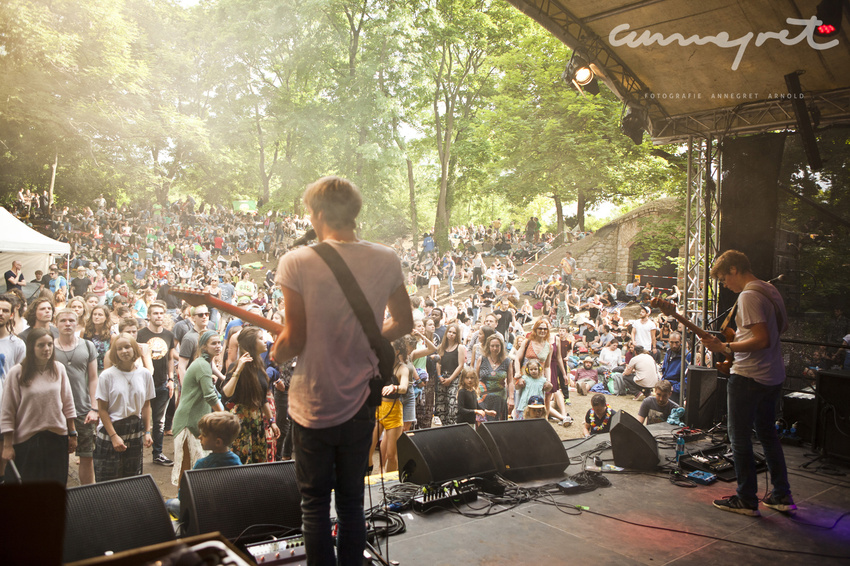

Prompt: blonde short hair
xmin=303 ymin=176 xmax=362 ymax=230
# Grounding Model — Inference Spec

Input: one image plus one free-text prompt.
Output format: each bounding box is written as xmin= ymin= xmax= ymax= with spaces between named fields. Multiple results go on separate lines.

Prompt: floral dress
xmin=223 ymin=368 xmax=269 ymax=464
xmin=478 ymin=356 xmax=511 ymax=421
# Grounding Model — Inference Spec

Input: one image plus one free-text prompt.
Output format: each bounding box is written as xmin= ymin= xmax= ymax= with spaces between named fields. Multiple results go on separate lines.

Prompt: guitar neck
xmin=171 ymin=289 xmax=283 ymax=336
xmin=669 ymin=311 xmax=710 ymax=341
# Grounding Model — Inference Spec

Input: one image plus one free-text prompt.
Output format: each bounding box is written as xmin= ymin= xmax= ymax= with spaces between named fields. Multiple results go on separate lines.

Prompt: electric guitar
xmin=170 ymin=286 xmax=283 ymax=337
xmin=651 ymin=297 xmax=734 ymax=375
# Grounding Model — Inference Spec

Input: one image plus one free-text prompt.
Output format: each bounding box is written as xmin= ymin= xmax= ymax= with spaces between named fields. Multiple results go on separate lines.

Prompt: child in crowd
xmin=523 ymin=395 xmax=547 ymax=420
xmin=166 ymin=412 xmax=242 ymax=519
xmin=456 ymin=369 xmax=496 ymax=426
xmin=583 ymin=394 xmax=614 ymax=437
xmin=515 ymin=360 xmax=552 ymax=419
xmin=636 ymin=380 xmax=679 ymax=425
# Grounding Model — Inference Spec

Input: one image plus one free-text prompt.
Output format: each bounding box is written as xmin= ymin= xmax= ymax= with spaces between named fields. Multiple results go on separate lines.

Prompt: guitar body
xmin=714 ymin=327 xmax=736 ymax=375
xmin=651 ymin=298 xmax=735 ymax=376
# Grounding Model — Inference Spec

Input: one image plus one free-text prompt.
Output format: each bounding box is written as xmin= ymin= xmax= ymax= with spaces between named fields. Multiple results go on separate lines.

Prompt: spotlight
xmin=814 ymin=0 xmax=843 ymax=37
xmin=563 ymin=53 xmax=599 ymax=95
xmin=620 ymin=105 xmax=647 ymax=145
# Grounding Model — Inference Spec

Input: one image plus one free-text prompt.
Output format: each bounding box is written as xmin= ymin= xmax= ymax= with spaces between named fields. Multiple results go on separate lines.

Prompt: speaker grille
xmin=63 ymin=475 xmax=174 ymax=563
xmin=814 ymin=370 xmax=850 ymax=462
xmin=398 ymin=424 xmax=496 ymax=484
xmin=684 ymin=366 xmax=721 ymax=429
xmin=477 ymin=420 xmax=569 ymax=482
xmin=182 ymin=461 xmax=301 ymax=541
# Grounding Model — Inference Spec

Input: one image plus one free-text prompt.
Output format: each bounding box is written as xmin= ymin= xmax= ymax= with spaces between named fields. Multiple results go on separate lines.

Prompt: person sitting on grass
xmin=573 ymin=356 xmax=599 ymax=396
xmin=636 ymin=380 xmax=680 ymax=425
xmin=583 ymin=394 xmax=614 ymax=437
xmin=166 ymin=411 xmax=242 ymax=520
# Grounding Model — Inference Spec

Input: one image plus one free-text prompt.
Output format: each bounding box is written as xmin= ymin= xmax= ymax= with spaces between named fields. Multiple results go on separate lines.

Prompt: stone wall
xmin=571 ymin=198 xmax=682 ymax=286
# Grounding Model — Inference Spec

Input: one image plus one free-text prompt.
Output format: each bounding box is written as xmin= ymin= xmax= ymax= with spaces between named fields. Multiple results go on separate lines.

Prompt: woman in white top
xmin=93 ymin=334 xmax=154 ymax=482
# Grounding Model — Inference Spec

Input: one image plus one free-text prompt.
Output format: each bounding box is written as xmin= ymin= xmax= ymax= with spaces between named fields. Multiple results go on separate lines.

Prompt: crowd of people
xmin=1 ymin=181 xmax=804 ymax=565
xmin=0 ymin=190 xmax=696 ymax=489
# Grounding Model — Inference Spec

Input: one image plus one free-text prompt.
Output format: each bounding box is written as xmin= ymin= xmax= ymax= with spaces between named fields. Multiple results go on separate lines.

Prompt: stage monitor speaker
xmin=1 ymin=482 xmax=65 ymax=566
xmin=814 ymin=369 xmax=850 ymax=462
xmin=610 ymin=410 xmax=659 ymax=471
xmin=684 ymin=366 xmax=724 ymax=430
xmin=63 ymin=474 xmax=174 ymax=563
xmin=182 ymin=461 xmax=302 ymax=542
xmin=477 ymin=419 xmax=569 ymax=482
xmin=782 ymin=391 xmax=816 ymax=444
xmin=398 ymin=424 xmax=497 ymax=485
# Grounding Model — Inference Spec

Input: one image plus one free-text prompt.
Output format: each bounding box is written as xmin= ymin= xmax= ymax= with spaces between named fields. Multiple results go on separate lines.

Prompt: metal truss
xmin=651 ymin=87 xmax=850 ymax=144
xmin=683 ymin=135 xmax=721 ymax=372
xmin=505 ymin=0 xmax=666 ymax=119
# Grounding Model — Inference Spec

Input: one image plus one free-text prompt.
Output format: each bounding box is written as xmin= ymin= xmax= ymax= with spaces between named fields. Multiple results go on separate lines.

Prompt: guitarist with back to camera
xmin=701 ymin=250 xmax=796 ymax=517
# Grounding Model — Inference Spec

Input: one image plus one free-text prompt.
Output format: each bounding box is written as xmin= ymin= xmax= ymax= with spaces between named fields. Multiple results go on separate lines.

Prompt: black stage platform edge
xmin=372 ymin=423 xmax=850 ymax=566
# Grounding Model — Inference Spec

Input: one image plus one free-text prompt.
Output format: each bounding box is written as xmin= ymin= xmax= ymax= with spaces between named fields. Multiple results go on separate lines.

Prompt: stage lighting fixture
xmin=814 ymin=0 xmax=843 ymax=37
xmin=563 ymin=53 xmax=599 ymax=95
xmin=620 ymin=105 xmax=647 ymax=145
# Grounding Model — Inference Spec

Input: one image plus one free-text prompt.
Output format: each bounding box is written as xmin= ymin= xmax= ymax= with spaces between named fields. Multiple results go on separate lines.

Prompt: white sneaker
xmin=432 ymin=416 xmax=443 ymax=426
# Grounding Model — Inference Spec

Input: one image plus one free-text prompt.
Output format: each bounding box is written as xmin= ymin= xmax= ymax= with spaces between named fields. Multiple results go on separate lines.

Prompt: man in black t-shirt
xmin=69 ymin=267 xmax=91 ymax=297
xmin=480 ymin=285 xmax=496 ymax=313
xmin=137 ymin=301 xmax=177 ymax=466
xmin=156 ymin=272 xmax=183 ymax=319
xmin=5 ymin=260 xmax=25 ymax=292
xmin=636 ymin=381 xmax=679 ymax=425
xmin=493 ymin=299 xmax=514 ymax=337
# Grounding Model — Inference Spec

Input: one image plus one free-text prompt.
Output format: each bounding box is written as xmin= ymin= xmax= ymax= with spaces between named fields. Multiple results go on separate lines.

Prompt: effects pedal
xmin=678 ymin=427 xmax=705 ymax=443
xmin=244 ymin=534 xmax=307 ymax=565
xmin=557 ymin=479 xmax=583 ymax=494
xmin=412 ymin=480 xmax=478 ymax=512
xmin=687 ymin=470 xmax=717 ymax=485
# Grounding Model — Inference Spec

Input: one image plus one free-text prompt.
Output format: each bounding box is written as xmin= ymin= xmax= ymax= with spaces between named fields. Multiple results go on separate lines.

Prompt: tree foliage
xmin=2 ymin=0 xmax=693 ymax=253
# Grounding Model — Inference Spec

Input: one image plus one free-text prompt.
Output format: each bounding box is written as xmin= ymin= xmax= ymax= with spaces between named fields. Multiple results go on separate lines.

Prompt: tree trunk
xmin=577 ymin=187 xmax=586 ymax=232
xmin=433 ymin=98 xmax=454 ymax=252
xmin=553 ymin=193 xmax=564 ymax=245
xmin=48 ymin=152 xmax=58 ymax=216
xmin=406 ymin=157 xmax=418 ymax=239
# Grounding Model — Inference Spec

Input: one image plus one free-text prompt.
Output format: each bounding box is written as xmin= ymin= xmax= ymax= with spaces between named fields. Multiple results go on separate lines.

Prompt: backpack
xmin=607 ymin=372 xmax=626 ymax=396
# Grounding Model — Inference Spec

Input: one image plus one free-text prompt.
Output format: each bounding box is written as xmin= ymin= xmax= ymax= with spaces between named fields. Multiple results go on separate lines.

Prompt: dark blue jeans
xmin=273 ymin=388 xmax=293 ymax=460
xmin=727 ymin=373 xmax=790 ymax=507
xmin=292 ymin=401 xmax=374 ymax=566
xmin=150 ymin=385 xmax=170 ymax=458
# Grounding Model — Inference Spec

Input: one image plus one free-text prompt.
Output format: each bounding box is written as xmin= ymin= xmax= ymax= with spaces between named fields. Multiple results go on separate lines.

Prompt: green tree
xmin=482 ymin=27 xmax=685 ymax=238
xmin=412 ymin=0 xmax=525 ymax=250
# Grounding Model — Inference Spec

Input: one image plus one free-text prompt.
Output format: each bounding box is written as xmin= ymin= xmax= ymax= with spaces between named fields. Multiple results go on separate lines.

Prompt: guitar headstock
xmin=651 ymin=297 xmax=676 ymax=316
xmin=170 ymin=286 xmax=208 ymax=308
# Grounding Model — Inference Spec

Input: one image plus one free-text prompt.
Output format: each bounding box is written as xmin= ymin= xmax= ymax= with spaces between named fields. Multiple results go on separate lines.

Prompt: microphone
xmin=292 ymin=228 xmax=316 ymax=247
xmin=768 ymin=274 xmax=785 ymax=284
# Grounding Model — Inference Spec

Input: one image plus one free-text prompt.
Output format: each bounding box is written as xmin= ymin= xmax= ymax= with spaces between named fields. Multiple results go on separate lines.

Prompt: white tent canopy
xmin=0 ymin=207 xmax=70 ymax=289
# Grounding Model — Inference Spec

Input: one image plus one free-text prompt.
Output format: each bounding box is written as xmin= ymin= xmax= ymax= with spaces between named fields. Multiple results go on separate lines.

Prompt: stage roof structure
xmin=506 ymin=0 xmax=850 ymax=143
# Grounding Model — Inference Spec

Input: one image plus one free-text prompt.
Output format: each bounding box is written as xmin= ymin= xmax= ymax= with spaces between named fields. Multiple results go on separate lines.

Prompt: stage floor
xmin=365 ymin=423 xmax=850 ymax=566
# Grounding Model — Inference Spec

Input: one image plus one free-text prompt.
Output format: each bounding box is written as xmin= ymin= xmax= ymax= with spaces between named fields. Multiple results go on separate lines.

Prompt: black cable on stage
xmin=787 ymin=468 xmax=850 ymax=486
xmin=790 ymin=511 xmax=850 ymax=529
xmin=232 ymin=524 xmax=298 ymax=546
xmin=524 ymin=464 xmax=850 ymax=559
xmin=567 ymin=504 xmax=850 ymax=558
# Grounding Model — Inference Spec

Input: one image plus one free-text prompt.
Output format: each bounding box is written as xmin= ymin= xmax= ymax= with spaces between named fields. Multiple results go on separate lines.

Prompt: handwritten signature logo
xmin=609 ymin=16 xmax=839 ymax=71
